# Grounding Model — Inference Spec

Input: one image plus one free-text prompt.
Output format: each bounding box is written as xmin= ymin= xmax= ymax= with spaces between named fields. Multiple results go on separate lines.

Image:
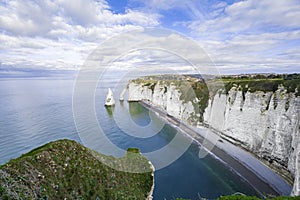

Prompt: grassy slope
xmin=0 ymin=139 xmax=153 ymax=200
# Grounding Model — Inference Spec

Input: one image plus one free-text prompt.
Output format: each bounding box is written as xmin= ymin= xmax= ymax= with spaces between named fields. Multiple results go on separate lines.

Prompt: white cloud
xmin=129 ymin=0 xmax=209 ymax=21
xmin=200 ymin=30 xmax=300 ymax=74
xmin=0 ymin=0 xmax=57 ymax=36
xmin=0 ymin=0 xmax=161 ymax=71
xmin=0 ymin=0 xmax=299 ymax=74
xmin=225 ymin=0 xmax=300 ymax=29
xmin=57 ymin=0 xmax=109 ymax=25
xmin=190 ymin=0 xmax=300 ymax=36
xmin=0 ymin=0 xmax=160 ymax=38
xmin=185 ymin=0 xmax=300 ymax=73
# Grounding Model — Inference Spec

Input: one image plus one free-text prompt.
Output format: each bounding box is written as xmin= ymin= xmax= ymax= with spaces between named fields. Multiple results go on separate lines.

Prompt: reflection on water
xmin=129 ymin=102 xmax=151 ymax=126
xmin=105 ymin=106 xmax=115 ymax=117
xmin=129 ymin=101 xmax=149 ymax=116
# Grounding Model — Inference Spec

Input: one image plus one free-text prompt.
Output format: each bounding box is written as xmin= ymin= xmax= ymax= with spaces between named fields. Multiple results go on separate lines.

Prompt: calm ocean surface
xmin=0 ymin=77 xmax=259 ymax=199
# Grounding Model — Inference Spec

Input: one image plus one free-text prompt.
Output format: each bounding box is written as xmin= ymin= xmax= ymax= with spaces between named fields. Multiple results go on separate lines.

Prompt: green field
xmin=218 ymin=73 xmax=300 ymax=96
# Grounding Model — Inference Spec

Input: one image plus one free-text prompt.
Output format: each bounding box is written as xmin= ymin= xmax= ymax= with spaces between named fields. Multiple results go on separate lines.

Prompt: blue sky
xmin=0 ymin=0 xmax=300 ymax=74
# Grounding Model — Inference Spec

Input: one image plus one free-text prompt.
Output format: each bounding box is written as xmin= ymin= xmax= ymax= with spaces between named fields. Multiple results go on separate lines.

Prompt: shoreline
xmin=147 ymin=161 xmax=155 ymax=200
xmin=200 ymin=122 xmax=294 ymax=186
xmin=138 ymin=100 xmax=292 ymax=197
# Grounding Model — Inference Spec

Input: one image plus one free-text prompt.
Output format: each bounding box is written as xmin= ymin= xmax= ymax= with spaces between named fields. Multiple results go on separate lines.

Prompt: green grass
xmin=218 ymin=74 xmax=300 ymax=96
xmin=0 ymin=139 xmax=153 ymax=200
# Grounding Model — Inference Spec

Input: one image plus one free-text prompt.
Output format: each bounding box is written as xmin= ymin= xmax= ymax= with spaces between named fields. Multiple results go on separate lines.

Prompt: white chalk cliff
xmin=128 ymin=81 xmax=199 ymax=125
xmin=203 ymin=86 xmax=300 ymax=196
xmin=127 ymin=80 xmax=300 ymax=196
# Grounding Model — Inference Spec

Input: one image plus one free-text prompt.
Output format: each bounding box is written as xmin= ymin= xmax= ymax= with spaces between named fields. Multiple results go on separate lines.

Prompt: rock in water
xmin=105 ymin=88 xmax=115 ymax=106
xmin=119 ymin=88 xmax=126 ymax=101
xmin=0 ymin=139 xmax=154 ymax=199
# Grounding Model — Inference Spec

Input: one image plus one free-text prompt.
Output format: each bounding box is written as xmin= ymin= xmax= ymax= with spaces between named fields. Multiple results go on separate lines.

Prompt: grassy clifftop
xmin=0 ymin=140 xmax=153 ymax=200
xmin=216 ymin=73 xmax=300 ymax=96
xmin=130 ymin=74 xmax=299 ymax=123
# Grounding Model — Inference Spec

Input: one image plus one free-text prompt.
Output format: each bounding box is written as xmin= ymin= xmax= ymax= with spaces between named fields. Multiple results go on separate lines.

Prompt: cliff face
xmin=127 ymin=77 xmax=300 ymax=196
xmin=128 ymin=80 xmax=201 ymax=125
xmin=204 ymin=86 xmax=300 ymax=195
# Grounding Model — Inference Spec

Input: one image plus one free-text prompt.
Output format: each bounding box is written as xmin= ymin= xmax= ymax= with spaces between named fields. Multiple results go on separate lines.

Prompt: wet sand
xmin=139 ymin=100 xmax=292 ymax=197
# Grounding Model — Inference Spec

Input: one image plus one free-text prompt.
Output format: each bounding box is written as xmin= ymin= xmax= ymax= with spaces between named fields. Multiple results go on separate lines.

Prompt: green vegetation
xmin=175 ymin=78 xmax=209 ymax=123
xmin=218 ymin=73 xmax=300 ymax=97
xmin=131 ymin=77 xmax=158 ymax=94
xmin=0 ymin=139 xmax=153 ymax=200
xmin=223 ymin=79 xmax=281 ymax=97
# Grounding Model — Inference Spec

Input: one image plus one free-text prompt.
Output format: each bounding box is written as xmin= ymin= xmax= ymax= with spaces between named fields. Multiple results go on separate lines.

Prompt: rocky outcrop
xmin=128 ymin=80 xmax=201 ymax=125
xmin=291 ymin=146 xmax=300 ymax=196
xmin=128 ymin=77 xmax=300 ymax=196
xmin=204 ymin=86 xmax=300 ymax=196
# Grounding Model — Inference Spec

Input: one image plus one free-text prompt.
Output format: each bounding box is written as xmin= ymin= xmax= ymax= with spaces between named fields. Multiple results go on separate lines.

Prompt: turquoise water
xmin=0 ymin=77 xmax=259 ymax=199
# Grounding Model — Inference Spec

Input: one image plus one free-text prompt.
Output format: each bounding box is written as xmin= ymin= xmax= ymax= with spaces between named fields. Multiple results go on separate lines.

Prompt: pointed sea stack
xmin=105 ymin=88 xmax=115 ymax=106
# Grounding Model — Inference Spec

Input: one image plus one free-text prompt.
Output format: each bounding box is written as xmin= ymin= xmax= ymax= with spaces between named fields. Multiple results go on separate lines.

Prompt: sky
xmin=0 ymin=0 xmax=300 ymax=75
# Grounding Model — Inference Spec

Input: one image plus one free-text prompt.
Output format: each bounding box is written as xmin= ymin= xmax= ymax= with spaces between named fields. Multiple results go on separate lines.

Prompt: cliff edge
xmin=0 ymin=139 xmax=154 ymax=199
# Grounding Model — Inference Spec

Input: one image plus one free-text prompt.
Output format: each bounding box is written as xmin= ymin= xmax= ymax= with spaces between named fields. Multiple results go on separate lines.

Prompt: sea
xmin=0 ymin=76 xmax=259 ymax=199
